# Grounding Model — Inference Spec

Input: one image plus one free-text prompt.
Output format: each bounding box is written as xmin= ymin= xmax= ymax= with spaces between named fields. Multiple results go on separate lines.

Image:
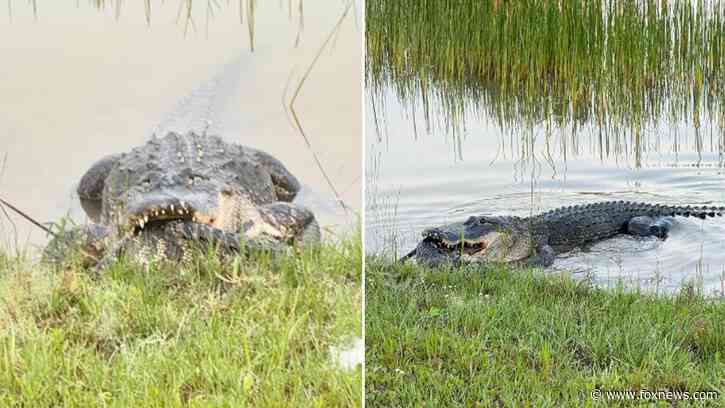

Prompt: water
xmin=0 ymin=1 xmax=361 ymax=251
xmin=367 ymin=89 xmax=725 ymax=296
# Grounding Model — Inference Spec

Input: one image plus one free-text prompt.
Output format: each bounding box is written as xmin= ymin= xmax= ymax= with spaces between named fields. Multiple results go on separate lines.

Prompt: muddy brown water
xmin=0 ymin=1 xmax=361 ymax=251
xmin=367 ymin=89 xmax=725 ymax=296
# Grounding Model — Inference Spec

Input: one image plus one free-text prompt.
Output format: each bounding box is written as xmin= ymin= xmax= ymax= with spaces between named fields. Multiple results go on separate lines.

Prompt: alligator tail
xmin=150 ymin=52 xmax=244 ymax=138
xmin=632 ymin=202 xmax=725 ymax=219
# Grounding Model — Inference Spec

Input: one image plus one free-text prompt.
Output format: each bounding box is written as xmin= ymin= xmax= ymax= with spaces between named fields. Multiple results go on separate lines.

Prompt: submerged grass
xmin=367 ymin=0 xmax=725 ymax=147
xmin=13 ymin=1 xmax=305 ymax=50
xmin=366 ymin=258 xmax=725 ymax=406
xmin=0 ymin=233 xmax=362 ymax=406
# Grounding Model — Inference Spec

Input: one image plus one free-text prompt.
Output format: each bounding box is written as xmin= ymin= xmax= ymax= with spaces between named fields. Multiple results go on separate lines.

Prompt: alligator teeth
xmin=144 ymin=215 xmax=149 ymax=223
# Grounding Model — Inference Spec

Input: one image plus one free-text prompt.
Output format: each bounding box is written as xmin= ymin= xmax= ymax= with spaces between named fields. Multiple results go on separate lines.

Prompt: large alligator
xmin=44 ymin=55 xmax=320 ymax=269
xmin=45 ymin=131 xmax=319 ymax=269
xmin=403 ymin=201 xmax=725 ymax=267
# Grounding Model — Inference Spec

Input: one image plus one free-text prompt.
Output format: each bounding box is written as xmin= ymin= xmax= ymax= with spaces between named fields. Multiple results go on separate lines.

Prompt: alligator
xmin=402 ymin=201 xmax=725 ymax=267
xmin=42 ymin=53 xmax=325 ymax=269
xmin=45 ymin=131 xmax=319 ymax=269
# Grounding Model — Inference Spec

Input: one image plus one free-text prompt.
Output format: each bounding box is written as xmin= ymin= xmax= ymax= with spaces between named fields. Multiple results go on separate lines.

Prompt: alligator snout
xmin=422 ymin=224 xmax=468 ymax=243
xmin=422 ymin=226 xmax=489 ymax=254
xmin=422 ymin=227 xmax=443 ymax=239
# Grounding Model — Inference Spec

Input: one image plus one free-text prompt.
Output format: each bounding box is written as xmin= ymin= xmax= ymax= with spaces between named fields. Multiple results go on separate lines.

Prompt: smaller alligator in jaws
xmin=45 ymin=131 xmax=319 ymax=269
xmin=403 ymin=201 xmax=725 ymax=267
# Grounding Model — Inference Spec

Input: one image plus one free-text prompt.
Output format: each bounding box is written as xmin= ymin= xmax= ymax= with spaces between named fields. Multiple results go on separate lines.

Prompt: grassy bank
xmin=0 ymin=235 xmax=362 ymax=407
xmin=366 ymin=258 xmax=725 ymax=406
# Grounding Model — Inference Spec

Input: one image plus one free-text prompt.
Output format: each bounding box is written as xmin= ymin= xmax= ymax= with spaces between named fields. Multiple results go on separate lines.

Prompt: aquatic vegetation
xmin=9 ymin=0 xmax=305 ymax=50
xmin=87 ymin=0 xmax=262 ymax=40
xmin=366 ymin=0 xmax=725 ymax=156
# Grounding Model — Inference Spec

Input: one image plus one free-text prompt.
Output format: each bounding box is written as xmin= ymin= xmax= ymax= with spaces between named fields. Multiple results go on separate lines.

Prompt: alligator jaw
xmin=128 ymin=203 xmax=195 ymax=232
xmin=434 ymin=237 xmax=487 ymax=255
xmin=125 ymin=195 xmax=202 ymax=233
xmin=422 ymin=228 xmax=496 ymax=257
xmin=418 ymin=222 xmax=531 ymax=264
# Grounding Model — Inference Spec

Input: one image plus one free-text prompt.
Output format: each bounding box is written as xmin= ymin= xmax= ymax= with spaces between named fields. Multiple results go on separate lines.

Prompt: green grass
xmin=366 ymin=257 xmax=725 ymax=406
xmin=367 ymin=0 xmax=724 ymax=142
xmin=0 ymin=233 xmax=362 ymax=407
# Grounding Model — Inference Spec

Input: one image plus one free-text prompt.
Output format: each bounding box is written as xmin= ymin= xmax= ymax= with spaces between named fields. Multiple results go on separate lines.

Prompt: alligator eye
xmin=142 ymin=178 xmax=151 ymax=187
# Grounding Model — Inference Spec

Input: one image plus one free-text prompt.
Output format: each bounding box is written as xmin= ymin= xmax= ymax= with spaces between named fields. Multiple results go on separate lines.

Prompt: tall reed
xmin=367 ymin=0 xmax=724 ymax=144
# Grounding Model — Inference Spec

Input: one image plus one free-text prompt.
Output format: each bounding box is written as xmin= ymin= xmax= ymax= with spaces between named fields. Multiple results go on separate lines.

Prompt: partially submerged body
xmin=46 ymin=131 xmax=319 ymax=269
xmin=404 ymin=201 xmax=725 ymax=267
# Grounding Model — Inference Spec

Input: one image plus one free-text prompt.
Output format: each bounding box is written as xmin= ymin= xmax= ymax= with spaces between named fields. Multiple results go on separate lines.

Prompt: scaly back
xmin=528 ymin=201 xmax=725 ymax=251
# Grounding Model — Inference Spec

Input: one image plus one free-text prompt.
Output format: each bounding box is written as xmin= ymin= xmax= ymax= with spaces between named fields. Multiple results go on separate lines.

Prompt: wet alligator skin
xmin=46 ymin=131 xmax=319 ymax=269
xmin=405 ymin=201 xmax=725 ymax=267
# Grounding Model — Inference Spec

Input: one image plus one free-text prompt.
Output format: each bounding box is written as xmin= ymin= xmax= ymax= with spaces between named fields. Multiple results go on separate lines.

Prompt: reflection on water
xmin=367 ymin=0 xmax=724 ymax=138
xmin=9 ymin=0 xmax=289 ymax=50
xmin=366 ymin=90 xmax=725 ymax=296
xmin=0 ymin=0 xmax=361 ymax=250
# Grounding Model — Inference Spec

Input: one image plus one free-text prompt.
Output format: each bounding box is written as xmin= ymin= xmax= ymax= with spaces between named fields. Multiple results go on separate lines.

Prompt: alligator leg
xmin=627 ymin=216 xmax=674 ymax=239
xmin=535 ymin=244 xmax=556 ymax=266
xmin=253 ymin=202 xmax=321 ymax=246
xmin=523 ymin=243 xmax=556 ymax=267
xmin=77 ymin=153 xmax=124 ymax=222
xmin=43 ymin=223 xmax=112 ymax=268
xmin=247 ymin=148 xmax=301 ymax=202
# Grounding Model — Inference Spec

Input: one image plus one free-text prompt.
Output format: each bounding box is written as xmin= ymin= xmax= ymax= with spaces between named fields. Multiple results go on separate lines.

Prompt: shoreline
xmin=366 ymin=257 xmax=725 ymax=405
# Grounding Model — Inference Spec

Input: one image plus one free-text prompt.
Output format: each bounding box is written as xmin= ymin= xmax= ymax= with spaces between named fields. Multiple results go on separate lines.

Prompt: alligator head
xmin=78 ymin=132 xmax=317 ymax=246
xmin=412 ymin=215 xmax=532 ymax=265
